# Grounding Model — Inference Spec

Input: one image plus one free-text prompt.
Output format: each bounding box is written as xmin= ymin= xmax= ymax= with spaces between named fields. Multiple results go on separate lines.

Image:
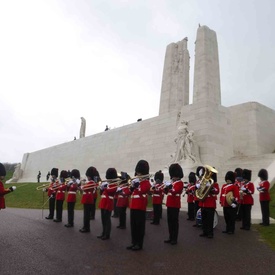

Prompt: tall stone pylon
xmin=193 ymin=26 xmax=221 ymax=105
xmin=159 ymin=37 xmax=190 ymax=115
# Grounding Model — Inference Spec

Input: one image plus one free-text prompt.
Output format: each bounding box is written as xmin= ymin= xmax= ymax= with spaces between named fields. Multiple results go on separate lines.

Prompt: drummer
xmin=220 ymin=171 xmax=240 ymax=235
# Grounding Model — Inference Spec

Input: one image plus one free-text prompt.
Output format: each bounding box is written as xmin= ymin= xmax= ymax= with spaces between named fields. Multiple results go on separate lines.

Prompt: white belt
xmin=153 ymin=194 xmax=160 ymax=197
xmin=101 ymin=195 xmax=114 ymax=199
xmin=168 ymin=194 xmax=180 ymax=197
xmin=131 ymin=195 xmax=140 ymax=198
xmin=68 ymin=191 xmax=76 ymax=194
xmin=118 ymin=195 xmax=124 ymax=198
xmin=57 ymin=191 xmax=65 ymax=193
xmin=83 ymin=192 xmax=91 ymax=194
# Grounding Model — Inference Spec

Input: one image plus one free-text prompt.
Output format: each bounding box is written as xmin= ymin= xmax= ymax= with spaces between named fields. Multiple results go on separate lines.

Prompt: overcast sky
xmin=1 ymin=0 xmax=275 ymax=163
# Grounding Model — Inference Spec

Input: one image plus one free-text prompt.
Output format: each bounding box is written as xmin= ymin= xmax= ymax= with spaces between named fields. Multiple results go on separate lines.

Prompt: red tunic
xmin=80 ymin=181 xmax=97 ymax=204
xmin=186 ymin=183 xmax=195 ymax=203
xmin=0 ymin=181 xmax=11 ymax=209
xmin=47 ymin=180 xmax=59 ymax=197
xmin=116 ymin=186 xmax=130 ymax=207
xmin=129 ymin=179 xmax=151 ymax=211
xmin=99 ymin=183 xmax=117 ymax=211
xmin=55 ymin=183 xmax=67 ymax=201
xmin=151 ymin=183 xmax=164 ymax=205
xmin=220 ymin=183 xmax=240 ymax=207
xmin=200 ymin=182 xmax=220 ymax=208
xmin=258 ymin=180 xmax=270 ymax=201
xmin=165 ymin=180 xmax=184 ymax=208
xmin=66 ymin=182 xmax=78 ymax=203
xmin=240 ymin=181 xmax=254 ymax=205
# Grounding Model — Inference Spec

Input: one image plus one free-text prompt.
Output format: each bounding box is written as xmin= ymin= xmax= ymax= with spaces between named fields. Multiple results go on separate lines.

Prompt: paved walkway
xmin=0 ymin=208 xmax=274 ymax=275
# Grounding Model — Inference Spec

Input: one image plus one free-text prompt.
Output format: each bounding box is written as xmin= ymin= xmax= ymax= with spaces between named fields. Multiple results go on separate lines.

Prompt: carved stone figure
xmin=6 ymin=163 xmax=22 ymax=183
xmin=172 ymin=121 xmax=201 ymax=165
xmin=79 ymin=117 xmax=86 ymax=138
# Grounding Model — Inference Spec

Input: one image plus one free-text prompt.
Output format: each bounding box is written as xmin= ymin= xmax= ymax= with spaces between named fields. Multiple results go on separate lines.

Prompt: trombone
xmin=36 ymin=183 xmax=51 ymax=191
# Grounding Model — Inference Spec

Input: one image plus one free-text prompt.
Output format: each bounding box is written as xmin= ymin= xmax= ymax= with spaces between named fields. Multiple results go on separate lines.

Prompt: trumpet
xmin=128 ymin=174 xmax=153 ymax=184
xmin=79 ymin=182 xmax=99 ymax=191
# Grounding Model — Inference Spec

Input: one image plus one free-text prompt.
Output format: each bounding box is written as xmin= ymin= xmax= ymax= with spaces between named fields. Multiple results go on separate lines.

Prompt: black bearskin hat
xmin=154 ymin=170 xmax=164 ymax=183
xmin=225 ymin=171 xmax=235 ymax=183
xmin=211 ymin=170 xmax=217 ymax=183
xmin=196 ymin=166 xmax=205 ymax=178
xmin=234 ymin=168 xmax=243 ymax=178
xmin=188 ymin=172 xmax=196 ymax=184
xmin=60 ymin=170 xmax=68 ymax=179
xmin=71 ymin=169 xmax=80 ymax=179
xmin=86 ymin=166 xmax=98 ymax=179
xmin=169 ymin=163 xmax=184 ymax=179
xmin=135 ymin=160 xmax=149 ymax=175
xmin=106 ymin=168 xmax=118 ymax=179
xmin=258 ymin=169 xmax=268 ymax=181
xmin=0 ymin=163 xmax=6 ymax=177
xmin=51 ymin=168 xmax=59 ymax=177
xmin=242 ymin=169 xmax=252 ymax=181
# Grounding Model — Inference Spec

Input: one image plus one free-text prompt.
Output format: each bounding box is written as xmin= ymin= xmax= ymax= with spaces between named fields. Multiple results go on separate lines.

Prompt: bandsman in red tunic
xmin=97 ymin=168 xmax=118 ymax=240
xmin=53 ymin=170 xmax=68 ymax=222
xmin=150 ymin=170 xmax=164 ymax=225
xmin=220 ymin=171 xmax=240 ymax=234
xmin=186 ymin=172 xmax=196 ymax=221
xmin=199 ymin=171 xmax=219 ymax=238
xmin=257 ymin=169 xmax=270 ymax=226
xmin=79 ymin=166 xmax=99 ymax=233
xmin=163 ymin=163 xmax=184 ymax=245
xmin=45 ymin=168 xmax=59 ymax=220
xmin=0 ymin=163 xmax=16 ymax=210
xmin=64 ymin=169 xmax=81 ymax=228
xmin=126 ymin=160 xmax=151 ymax=251
xmin=116 ymin=172 xmax=130 ymax=229
xmin=234 ymin=167 xmax=243 ymax=221
xmin=240 ymin=169 xmax=254 ymax=230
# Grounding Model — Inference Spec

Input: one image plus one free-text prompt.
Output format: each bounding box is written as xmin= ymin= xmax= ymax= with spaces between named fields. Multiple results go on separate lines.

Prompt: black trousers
xmin=167 ymin=207 xmax=180 ymax=242
xmin=242 ymin=204 xmax=252 ymax=229
xmin=90 ymin=198 xmax=96 ymax=219
xmin=113 ymin=199 xmax=119 ymax=217
xmin=67 ymin=202 xmax=75 ymax=225
xmin=117 ymin=206 xmax=127 ymax=227
xmin=55 ymin=199 xmax=64 ymax=221
xmin=130 ymin=209 xmax=146 ymax=248
xmin=152 ymin=204 xmax=162 ymax=224
xmin=236 ymin=203 xmax=244 ymax=220
xmin=83 ymin=204 xmax=93 ymax=230
xmin=201 ymin=207 xmax=215 ymax=236
xmin=188 ymin=202 xmax=195 ymax=220
xmin=223 ymin=207 xmax=237 ymax=233
xmin=48 ymin=196 xmax=55 ymax=218
xmin=100 ymin=209 xmax=112 ymax=237
xmin=260 ymin=200 xmax=270 ymax=225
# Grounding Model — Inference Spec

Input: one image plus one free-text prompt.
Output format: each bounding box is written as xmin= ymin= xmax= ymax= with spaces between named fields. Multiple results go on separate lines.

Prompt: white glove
xmin=196 ymin=183 xmax=201 ymax=189
xmin=132 ymin=178 xmax=140 ymax=184
xmin=100 ymin=182 xmax=108 ymax=190
xmin=241 ymin=187 xmax=246 ymax=191
xmin=206 ymin=182 xmax=211 ymax=187
xmin=231 ymin=203 xmax=237 ymax=208
xmin=67 ymin=180 xmax=73 ymax=186
xmin=164 ymin=181 xmax=171 ymax=187
xmin=117 ymin=187 xmax=122 ymax=192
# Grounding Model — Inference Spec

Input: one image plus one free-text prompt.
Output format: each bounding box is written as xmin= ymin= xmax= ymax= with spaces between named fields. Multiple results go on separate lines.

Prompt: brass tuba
xmin=195 ymin=165 xmax=218 ymax=201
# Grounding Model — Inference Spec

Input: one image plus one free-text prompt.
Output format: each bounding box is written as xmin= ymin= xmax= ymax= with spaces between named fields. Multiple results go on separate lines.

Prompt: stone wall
xmin=19 ymin=111 xmax=179 ymax=182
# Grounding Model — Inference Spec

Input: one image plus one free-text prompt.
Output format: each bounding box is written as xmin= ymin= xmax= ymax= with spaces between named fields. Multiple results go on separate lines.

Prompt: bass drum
xmin=196 ymin=208 xmax=219 ymax=228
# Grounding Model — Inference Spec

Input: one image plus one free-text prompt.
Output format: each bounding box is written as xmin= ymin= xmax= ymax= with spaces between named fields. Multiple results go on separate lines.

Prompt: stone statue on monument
xmin=171 ymin=120 xmax=201 ymax=166
xmin=6 ymin=163 xmax=22 ymax=183
xmin=79 ymin=117 xmax=86 ymax=138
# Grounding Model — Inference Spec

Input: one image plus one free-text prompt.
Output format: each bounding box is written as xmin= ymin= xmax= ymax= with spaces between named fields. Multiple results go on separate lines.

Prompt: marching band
xmin=1 ymin=158 xmax=271 ymax=251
